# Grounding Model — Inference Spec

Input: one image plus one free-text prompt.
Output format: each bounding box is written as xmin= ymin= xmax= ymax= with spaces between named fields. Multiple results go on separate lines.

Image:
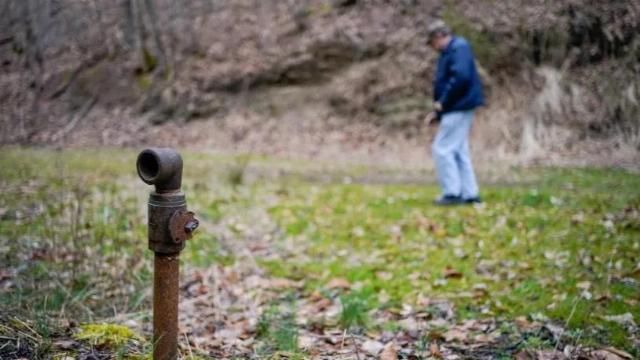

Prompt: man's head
xmin=427 ymin=20 xmax=452 ymax=52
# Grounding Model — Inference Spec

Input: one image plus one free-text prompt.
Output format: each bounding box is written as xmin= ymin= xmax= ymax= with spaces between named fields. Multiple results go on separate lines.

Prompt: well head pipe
xmin=137 ymin=147 xmax=197 ymax=360
xmin=137 ymin=148 xmax=183 ymax=193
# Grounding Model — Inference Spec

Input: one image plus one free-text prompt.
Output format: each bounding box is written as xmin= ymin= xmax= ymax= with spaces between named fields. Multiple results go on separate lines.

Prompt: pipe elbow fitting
xmin=137 ymin=148 xmax=183 ymax=192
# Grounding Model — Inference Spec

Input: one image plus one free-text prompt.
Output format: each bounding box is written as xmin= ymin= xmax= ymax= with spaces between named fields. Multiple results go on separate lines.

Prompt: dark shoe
xmin=463 ymin=197 xmax=482 ymax=204
xmin=434 ymin=195 xmax=463 ymax=206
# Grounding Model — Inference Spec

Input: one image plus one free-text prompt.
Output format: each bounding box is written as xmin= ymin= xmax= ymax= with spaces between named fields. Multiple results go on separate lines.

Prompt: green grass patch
xmin=339 ymin=290 xmax=372 ymax=330
xmin=256 ymin=295 xmax=304 ymax=359
xmin=1 ymin=147 xmax=639 ymax=355
xmin=267 ymin=168 xmax=640 ymax=351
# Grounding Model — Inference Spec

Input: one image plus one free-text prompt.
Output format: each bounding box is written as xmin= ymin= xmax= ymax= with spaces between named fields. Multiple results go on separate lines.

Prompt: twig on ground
xmin=350 ymin=333 xmax=361 ymax=360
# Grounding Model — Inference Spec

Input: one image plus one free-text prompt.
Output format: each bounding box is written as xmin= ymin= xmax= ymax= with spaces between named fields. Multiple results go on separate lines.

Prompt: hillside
xmin=1 ymin=0 xmax=638 ymax=167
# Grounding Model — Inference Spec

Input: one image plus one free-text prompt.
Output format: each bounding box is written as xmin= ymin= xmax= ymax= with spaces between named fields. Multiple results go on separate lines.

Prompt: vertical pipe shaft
xmin=153 ymin=253 xmax=180 ymax=360
xmin=137 ymin=148 xmax=196 ymax=360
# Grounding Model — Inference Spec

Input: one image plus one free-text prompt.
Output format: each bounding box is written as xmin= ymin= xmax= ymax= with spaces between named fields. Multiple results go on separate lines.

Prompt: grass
xmin=0 ymin=149 xmax=149 ymax=318
xmin=0 ymin=148 xmax=227 ymax=358
xmin=339 ymin=290 xmax=371 ymax=330
xmin=256 ymin=293 xmax=306 ymax=359
xmin=265 ymin=169 xmax=640 ymax=352
xmin=1 ymin=147 xmax=639 ymax=357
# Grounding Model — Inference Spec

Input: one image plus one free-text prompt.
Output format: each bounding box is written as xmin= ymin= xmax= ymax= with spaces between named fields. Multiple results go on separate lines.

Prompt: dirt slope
xmin=1 ymin=0 xmax=638 ymax=167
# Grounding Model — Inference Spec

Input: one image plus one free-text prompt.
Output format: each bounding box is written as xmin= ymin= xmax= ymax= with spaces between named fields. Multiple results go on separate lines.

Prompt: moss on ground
xmin=74 ymin=323 xmax=141 ymax=347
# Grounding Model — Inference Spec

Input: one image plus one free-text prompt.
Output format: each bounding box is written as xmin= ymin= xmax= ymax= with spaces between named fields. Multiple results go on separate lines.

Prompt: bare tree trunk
xmin=122 ymin=0 xmax=136 ymax=49
xmin=142 ymin=0 xmax=167 ymax=75
xmin=24 ymin=0 xmax=44 ymax=82
xmin=134 ymin=0 xmax=146 ymax=68
xmin=90 ymin=0 xmax=114 ymax=55
xmin=16 ymin=0 xmax=45 ymax=136
xmin=167 ymin=0 xmax=181 ymax=81
xmin=125 ymin=0 xmax=148 ymax=72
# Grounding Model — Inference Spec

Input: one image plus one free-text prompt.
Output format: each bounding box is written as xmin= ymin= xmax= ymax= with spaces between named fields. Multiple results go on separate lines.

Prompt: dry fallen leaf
xmin=380 ymin=342 xmax=398 ymax=360
xmin=443 ymin=328 xmax=467 ymax=342
xmin=596 ymin=347 xmax=634 ymax=359
xmin=308 ymin=291 xmax=324 ymax=302
xmin=361 ymin=339 xmax=384 ymax=356
xmin=433 ymin=278 xmax=447 ymax=287
xmin=576 ymin=281 xmax=591 ymax=290
xmin=53 ymin=339 xmax=78 ymax=350
xmin=518 ymin=261 xmax=532 ymax=270
xmin=473 ymin=334 xmax=496 ymax=344
xmin=514 ymin=350 xmax=534 ymax=360
xmin=398 ymin=317 xmax=419 ymax=332
xmin=326 ymin=277 xmax=351 ymax=290
xmin=215 ymin=328 xmax=242 ymax=341
xmin=298 ymin=335 xmax=315 ymax=349
xmin=430 ymin=342 xmax=442 ymax=358
xmin=313 ymin=297 xmax=333 ymax=312
xmin=515 ymin=316 xmax=541 ymax=331
xmin=473 ymin=283 xmax=489 ymax=298
xmin=534 ymin=350 xmax=567 ymax=359
xmin=595 ymin=292 xmax=612 ymax=302
xmin=443 ymin=267 xmax=463 ymax=279
xmin=197 ymin=284 xmax=209 ymax=295
xmin=428 ymin=330 xmax=445 ymax=342
xmin=267 ymin=277 xmax=302 ymax=289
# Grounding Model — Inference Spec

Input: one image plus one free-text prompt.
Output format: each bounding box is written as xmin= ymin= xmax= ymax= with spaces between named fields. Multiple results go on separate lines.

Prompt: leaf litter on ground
xmin=1 ymin=149 xmax=640 ymax=359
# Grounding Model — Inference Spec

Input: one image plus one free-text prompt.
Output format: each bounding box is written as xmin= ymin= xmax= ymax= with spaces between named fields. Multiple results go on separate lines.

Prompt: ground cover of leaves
xmin=0 ymin=148 xmax=638 ymax=359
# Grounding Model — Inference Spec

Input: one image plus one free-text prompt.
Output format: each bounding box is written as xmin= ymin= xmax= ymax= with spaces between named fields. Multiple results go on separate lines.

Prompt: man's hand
xmin=433 ymin=101 xmax=442 ymax=112
xmin=424 ymin=111 xmax=439 ymax=126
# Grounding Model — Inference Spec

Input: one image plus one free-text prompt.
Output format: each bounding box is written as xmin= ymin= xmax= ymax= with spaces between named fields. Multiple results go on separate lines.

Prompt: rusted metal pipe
xmin=153 ymin=254 xmax=179 ymax=359
xmin=137 ymin=148 xmax=198 ymax=360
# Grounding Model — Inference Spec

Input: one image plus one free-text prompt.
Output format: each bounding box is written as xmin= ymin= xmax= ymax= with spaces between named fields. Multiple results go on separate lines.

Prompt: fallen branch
xmin=51 ymin=96 xmax=98 ymax=143
xmin=48 ymin=50 xmax=108 ymax=100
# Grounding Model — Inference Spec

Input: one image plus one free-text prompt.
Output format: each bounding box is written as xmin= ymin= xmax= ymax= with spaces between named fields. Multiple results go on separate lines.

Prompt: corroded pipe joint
xmin=137 ymin=148 xmax=183 ymax=193
xmin=147 ymin=193 xmax=188 ymax=254
xmin=137 ymin=148 xmax=197 ymax=254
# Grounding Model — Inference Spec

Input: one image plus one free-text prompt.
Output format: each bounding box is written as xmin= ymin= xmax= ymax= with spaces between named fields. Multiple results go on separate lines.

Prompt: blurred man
xmin=425 ymin=20 xmax=484 ymax=205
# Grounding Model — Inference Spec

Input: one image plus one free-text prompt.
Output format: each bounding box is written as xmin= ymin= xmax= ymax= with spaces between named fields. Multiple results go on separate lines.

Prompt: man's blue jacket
xmin=433 ymin=36 xmax=485 ymax=115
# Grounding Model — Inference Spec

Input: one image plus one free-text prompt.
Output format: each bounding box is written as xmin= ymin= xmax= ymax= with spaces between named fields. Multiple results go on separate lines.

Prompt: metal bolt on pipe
xmin=136 ymin=148 xmax=199 ymax=360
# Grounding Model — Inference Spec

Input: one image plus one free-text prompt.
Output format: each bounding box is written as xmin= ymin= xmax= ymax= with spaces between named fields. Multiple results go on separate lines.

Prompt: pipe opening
xmin=138 ymin=151 xmax=160 ymax=183
xmin=137 ymin=148 xmax=183 ymax=191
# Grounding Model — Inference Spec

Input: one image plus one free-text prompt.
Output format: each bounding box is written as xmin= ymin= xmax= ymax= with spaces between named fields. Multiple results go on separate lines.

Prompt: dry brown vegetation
xmin=0 ymin=0 xmax=638 ymax=165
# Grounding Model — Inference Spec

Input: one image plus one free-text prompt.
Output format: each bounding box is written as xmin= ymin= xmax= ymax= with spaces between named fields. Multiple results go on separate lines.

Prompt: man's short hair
xmin=427 ymin=20 xmax=451 ymax=40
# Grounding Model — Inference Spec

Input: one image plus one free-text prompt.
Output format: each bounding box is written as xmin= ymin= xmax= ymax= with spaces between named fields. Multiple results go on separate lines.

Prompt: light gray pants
xmin=431 ymin=110 xmax=479 ymax=199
